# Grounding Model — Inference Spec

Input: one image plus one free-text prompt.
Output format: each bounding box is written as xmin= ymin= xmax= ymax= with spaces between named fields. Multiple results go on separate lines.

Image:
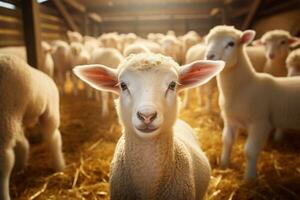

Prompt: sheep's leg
xmin=182 ymin=90 xmax=190 ymax=109
xmin=244 ymin=123 xmax=270 ymax=181
xmin=95 ymin=90 xmax=101 ymax=102
xmin=40 ymin=116 xmax=65 ymax=172
xmin=195 ymin=87 xmax=203 ymax=107
xmin=101 ymin=91 xmax=109 ymax=117
xmin=273 ymin=128 xmax=283 ymax=142
xmin=57 ymin=71 xmax=66 ymax=95
xmin=70 ymin=73 xmax=78 ymax=96
xmin=204 ymin=82 xmax=213 ymax=112
xmin=0 ymin=145 xmax=15 ymax=200
xmin=86 ymin=85 xmax=93 ymax=99
xmin=220 ymin=121 xmax=237 ymax=169
xmin=13 ymin=137 xmax=29 ymax=172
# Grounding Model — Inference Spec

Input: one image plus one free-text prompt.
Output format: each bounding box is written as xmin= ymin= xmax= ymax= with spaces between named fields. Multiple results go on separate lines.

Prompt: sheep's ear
xmin=73 ymin=64 xmax=119 ymax=94
xmin=178 ymin=60 xmax=225 ymax=91
xmin=288 ymin=37 xmax=299 ymax=45
xmin=240 ymin=30 xmax=256 ymax=45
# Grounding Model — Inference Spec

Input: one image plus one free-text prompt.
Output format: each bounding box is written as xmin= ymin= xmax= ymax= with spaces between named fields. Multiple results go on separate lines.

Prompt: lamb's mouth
xmin=136 ymin=126 xmax=159 ymax=133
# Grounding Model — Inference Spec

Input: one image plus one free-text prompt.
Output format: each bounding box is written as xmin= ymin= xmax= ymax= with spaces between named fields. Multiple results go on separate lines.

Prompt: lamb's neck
xmin=124 ymin=128 xmax=175 ymax=198
xmin=265 ymin=57 xmax=287 ymax=76
xmin=218 ymin=48 xmax=256 ymax=98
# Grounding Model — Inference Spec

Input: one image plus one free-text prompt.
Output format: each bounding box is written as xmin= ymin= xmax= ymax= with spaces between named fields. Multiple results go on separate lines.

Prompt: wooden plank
xmin=62 ymin=0 xmax=85 ymax=13
xmin=242 ymin=0 xmax=261 ymax=30
xmin=52 ymin=0 xmax=79 ymax=32
xmin=0 ymin=6 xmax=21 ymax=17
xmin=230 ymin=7 xmax=249 ymax=18
xmin=257 ymin=0 xmax=300 ymax=18
xmin=21 ymin=0 xmax=42 ymax=68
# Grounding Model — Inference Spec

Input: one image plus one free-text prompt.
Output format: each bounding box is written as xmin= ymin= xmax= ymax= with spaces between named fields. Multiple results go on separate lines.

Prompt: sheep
xmin=0 ymin=42 xmax=54 ymax=77
xmin=253 ymin=30 xmax=299 ymax=76
xmin=98 ymin=33 xmax=120 ymax=50
xmin=67 ymin=30 xmax=83 ymax=43
xmin=160 ymin=36 xmax=183 ymax=64
xmin=205 ymin=25 xmax=300 ymax=181
xmin=51 ymin=40 xmax=71 ymax=94
xmin=89 ymin=47 xmax=124 ymax=116
xmin=286 ymin=49 xmax=300 ymax=76
xmin=73 ymin=53 xmax=225 ymax=200
xmin=123 ymin=43 xmax=151 ymax=57
xmin=69 ymin=42 xmax=90 ymax=96
xmin=0 ymin=54 xmax=65 ymax=200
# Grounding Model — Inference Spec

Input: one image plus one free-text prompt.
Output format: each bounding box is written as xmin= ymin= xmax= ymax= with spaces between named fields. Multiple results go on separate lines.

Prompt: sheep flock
xmin=1 ymin=27 xmax=300 ymax=200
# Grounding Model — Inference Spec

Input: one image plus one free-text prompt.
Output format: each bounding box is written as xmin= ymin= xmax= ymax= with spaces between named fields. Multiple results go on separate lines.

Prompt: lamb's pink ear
xmin=178 ymin=60 xmax=225 ymax=91
xmin=73 ymin=64 xmax=119 ymax=94
xmin=240 ymin=30 xmax=256 ymax=45
xmin=288 ymin=37 xmax=300 ymax=45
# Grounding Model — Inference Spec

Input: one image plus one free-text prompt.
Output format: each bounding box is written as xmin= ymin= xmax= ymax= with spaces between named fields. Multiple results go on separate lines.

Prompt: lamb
xmin=123 ymin=43 xmax=151 ymax=57
xmin=51 ymin=40 xmax=71 ymax=93
xmin=89 ymin=47 xmax=124 ymax=116
xmin=67 ymin=30 xmax=83 ymax=43
xmin=286 ymin=49 xmax=300 ymax=76
xmin=0 ymin=54 xmax=65 ymax=200
xmin=73 ymin=53 xmax=225 ymax=199
xmin=69 ymin=42 xmax=90 ymax=95
xmin=205 ymin=25 xmax=300 ymax=181
xmin=253 ymin=30 xmax=299 ymax=76
xmin=160 ymin=36 xmax=183 ymax=64
xmin=0 ymin=42 xmax=54 ymax=77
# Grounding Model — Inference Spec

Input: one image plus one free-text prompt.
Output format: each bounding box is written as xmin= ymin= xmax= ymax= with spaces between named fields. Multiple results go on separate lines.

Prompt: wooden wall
xmin=0 ymin=0 xmax=68 ymax=47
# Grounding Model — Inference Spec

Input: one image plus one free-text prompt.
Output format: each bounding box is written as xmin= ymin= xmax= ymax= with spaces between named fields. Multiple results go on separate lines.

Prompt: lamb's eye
xmin=280 ymin=40 xmax=286 ymax=45
xmin=120 ymin=82 xmax=128 ymax=91
xmin=168 ymin=81 xmax=176 ymax=91
xmin=227 ymin=41 xmax=235 ymax=47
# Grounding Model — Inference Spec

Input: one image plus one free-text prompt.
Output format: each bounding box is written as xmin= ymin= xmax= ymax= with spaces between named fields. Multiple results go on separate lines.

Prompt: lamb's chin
xmin=134 ymin=126 xmax=161 ymax=138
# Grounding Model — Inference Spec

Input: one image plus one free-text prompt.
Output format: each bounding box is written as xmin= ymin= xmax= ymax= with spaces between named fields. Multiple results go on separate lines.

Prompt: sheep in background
xmin=253 ymin=30 xmax=299 ymax=76
xmin=286 ymin=49 xmax=300 ymax=76
xmin=98 ymin=33 xmax=120 ymax=50
xmin=74 ymin=53 xmax=225 ymax=200
xmin=160 ymin=36 xmax=183 ymax=64
xmin=0 ymin=42 xmax=54 ymax=78
xmin=89 ymin=47 xmax=124 ymax=116
xmin=69 ymin=42 xmax=90 ymax=96
xmin=67 ymin=31 xmax=83 ymax=43
xmin=205 ymin=25 xmax=300 ymax=181
xmin=0 ymin=54 xmax=65 ymax=200
xmin=51 ymin=40 xmax=71 ymax=94
xmin=123 ymin=43 xmax=151 ymax=57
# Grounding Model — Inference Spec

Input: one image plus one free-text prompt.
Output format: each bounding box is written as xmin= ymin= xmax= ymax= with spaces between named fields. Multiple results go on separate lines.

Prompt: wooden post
xmin=53 ymin=0 xmax=80 ymax=32
xmin=83 ymin=12 xmax=89 ymax=35
xmin=242 ymin=0 xmax=261 ymax=30
xmin=21 ymin=0 xmax=42 ymax=68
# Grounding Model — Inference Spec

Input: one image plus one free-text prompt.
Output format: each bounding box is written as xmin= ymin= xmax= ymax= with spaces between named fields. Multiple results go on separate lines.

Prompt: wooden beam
xmin=230 ymin=7 xmax=249 ymax=18
xmin=88 ymin=2 xmax=222 ymax=13
xmin=52 ymin=0 xmax=79 ymax=32
xmin=88 ymin=13 xmax=102 ymax=23
xmin=62 ymin=0 xmax=85 ymax=13
xmin=257 ymin=0 xmax=300 ymax=18
xmin=21 ymin=0 xmax=42 ymax=68
xmin=242 ymin=0 xmax=261 ymax=30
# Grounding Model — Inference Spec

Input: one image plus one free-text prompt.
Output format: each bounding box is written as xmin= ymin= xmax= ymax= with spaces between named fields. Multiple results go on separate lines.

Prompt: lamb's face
xmin=118 ymin=66 xmax=178 ymax=138
xmin=263 ymin=36 xmax=290 ymax=60
xmin=205 ymin=35 xmax=240 ymax=68
xmin=205 ymin=26 xmax=255 ymax=69
xmin=73 ymin=53 xmax=225 ymax=139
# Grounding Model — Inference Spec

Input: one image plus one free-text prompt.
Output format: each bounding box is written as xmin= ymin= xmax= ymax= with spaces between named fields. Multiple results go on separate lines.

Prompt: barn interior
xmin=0 ymin=0 xmax=300 ymax=199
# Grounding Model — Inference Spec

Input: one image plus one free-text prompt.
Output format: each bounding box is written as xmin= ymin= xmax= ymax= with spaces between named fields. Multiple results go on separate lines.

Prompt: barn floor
xmin=10 ymin=85 xmax=300 ymax=200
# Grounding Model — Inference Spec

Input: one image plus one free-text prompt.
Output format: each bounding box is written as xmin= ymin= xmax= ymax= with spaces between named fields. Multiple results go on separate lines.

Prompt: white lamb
xmin=89 ymin=47 xmax=124 ymax=116
xmin=123 ymin=43 xmax=151 ymax=57
xmin=74 ymin=53 xmax=225 ymax=200
xmin=286 ymin=49 xmax=300 ymax=76
xmin=0 ymin=41 xmax=54 ymax=77
xmin=205 ymin=25 xmax=300 ymax=181
xmin=0 ymin=54 xmax=65 ymax=200
xmin=160 ymin=36 xmax=183 ymax=64
xmin=253 ymin=30 xmax=299 ymax=76
xmin=51 ymin=40 xmax=71 ymax=94
xmin=69 ymin=42 xmax=90 ymax=96
xmin=67 ymin=30 xmax=83 ymax=43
